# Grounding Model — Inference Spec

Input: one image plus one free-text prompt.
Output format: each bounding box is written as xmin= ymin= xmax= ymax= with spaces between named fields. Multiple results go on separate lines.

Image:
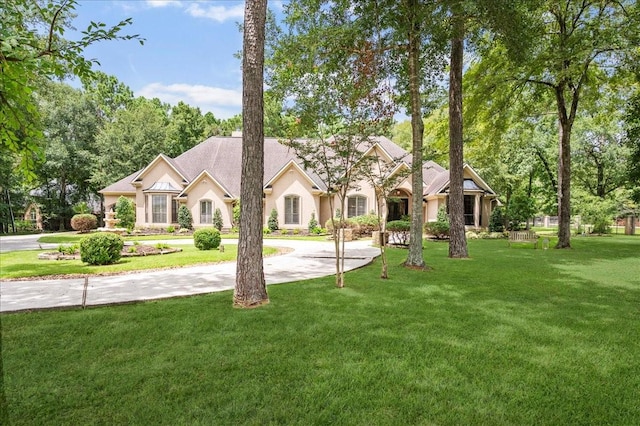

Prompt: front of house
xmin=99 ymin=135 xmax=498 ymax=230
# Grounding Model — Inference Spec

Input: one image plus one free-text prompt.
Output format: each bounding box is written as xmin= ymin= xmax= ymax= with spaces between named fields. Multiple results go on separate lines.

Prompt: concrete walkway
xmin=0 ymin=238 xmax=380 ymax=313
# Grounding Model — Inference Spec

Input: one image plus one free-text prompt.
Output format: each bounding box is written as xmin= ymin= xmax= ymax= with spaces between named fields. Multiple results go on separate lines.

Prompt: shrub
xmin=155 ymin=242 xmax=170 ymax=249
xmin=307 ymin=212 xmax=318 ymax=233
xmin=15 ymin=220 xmax=38 ymax=232
xmin=350 ymin=214 xmax=380 ymax=237
xmin=387 ymin=220 xmax=411 ymax=245
xmin=268 ymin=208 xmax=279 ymax=231
xmin=57 ymin=244 xmax=78 ymax=255
xmin=178 ymin=204 xmax=193 ymax=230
xmin=263 ymin=227 xmax=271 ymax=235
xmin=506 ymin=193 xmax=536 ymax=231
xmin=423 ymin=207 xmax=450 ymax=239
xmin=213 ymin=207 xmax=223 ymax=231
xmin=166 ymin=225 xmax=175 ymax=233
xmin=324 ymin=217 xmax=356 ymax=232
xmin=293 ymin=228 xmax=300 ymax=235
xmin=79 ymin=233 xmax=124 ymax=265
xmin=193 ymin=228 xmax=221 ymax=250
xmin=488 ymin=206 xmax=505 ymax=233
xmin=115 ymin=196 xmax=135 ymax=229
xmin=70 ymin=214 xmax=97 ymax=232
xmin=233 ymin=201 xmax=241 ymax=228
xmin=72 ymin=202 xmax=90 ymax=214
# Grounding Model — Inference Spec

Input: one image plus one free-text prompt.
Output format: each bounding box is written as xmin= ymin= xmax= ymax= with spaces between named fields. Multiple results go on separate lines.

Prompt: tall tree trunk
xmin=404 ymin=0 xmax=426 ymax=269
xmin=448 ymin=5 xmax=468 ymax=259
xmin=555 ymin=87 xmax=572 ymax=249
xmin=234 ymin=0 xmax=269 ymax=308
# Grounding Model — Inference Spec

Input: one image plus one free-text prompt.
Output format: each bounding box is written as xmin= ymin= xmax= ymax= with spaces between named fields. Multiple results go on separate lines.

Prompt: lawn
xmin=0 ymin=245 xmax=278 ymax=280
xmin=2 ymin=236 xmax=639 ymax=424
xmin=35 ymin=232 xmax=329 ymax=244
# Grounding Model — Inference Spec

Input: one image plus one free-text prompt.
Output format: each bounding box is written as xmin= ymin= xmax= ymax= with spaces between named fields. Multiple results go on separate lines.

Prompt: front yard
xmin=2 ymin=236 xmax=639 ymax=424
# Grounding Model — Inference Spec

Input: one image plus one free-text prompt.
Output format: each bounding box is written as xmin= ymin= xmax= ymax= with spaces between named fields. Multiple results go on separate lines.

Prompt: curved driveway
xmin=0 ymin=237 xmax=380 ymax=313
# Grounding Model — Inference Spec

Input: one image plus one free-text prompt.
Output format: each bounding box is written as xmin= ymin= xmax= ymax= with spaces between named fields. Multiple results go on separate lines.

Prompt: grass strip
xmin=0 ymin=245 xmax=278 ymax=280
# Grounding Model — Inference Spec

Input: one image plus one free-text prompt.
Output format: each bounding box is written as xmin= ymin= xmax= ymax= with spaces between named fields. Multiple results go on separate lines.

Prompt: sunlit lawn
xmin=2 ymin=236 xmax=639 ymax=424
xmin=35 ymin=232 xmax=328 ymax=244
xmin=0 ymin=245 xmax=277 ymax=280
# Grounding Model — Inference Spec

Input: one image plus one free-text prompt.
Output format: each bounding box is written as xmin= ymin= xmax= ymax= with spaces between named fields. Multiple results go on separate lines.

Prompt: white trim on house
xmin=132 ymin=154 xmax=189 ymax=187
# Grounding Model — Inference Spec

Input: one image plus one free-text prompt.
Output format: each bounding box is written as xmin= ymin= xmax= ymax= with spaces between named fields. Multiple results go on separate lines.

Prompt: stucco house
xmin=99 ymin=134 xmax=498 ymax=230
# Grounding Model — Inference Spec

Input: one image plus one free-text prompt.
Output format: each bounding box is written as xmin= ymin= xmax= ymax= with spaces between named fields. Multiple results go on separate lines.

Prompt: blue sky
xmin=74 ymin=1 xmax=283 ymax=119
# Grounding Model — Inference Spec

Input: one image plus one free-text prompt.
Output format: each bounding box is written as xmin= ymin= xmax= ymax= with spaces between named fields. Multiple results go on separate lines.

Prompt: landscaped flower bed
xmin=38 ymin=245 xmax=181 ymax=260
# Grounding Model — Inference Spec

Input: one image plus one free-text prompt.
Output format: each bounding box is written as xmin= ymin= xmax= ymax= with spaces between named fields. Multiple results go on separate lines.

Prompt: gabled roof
xmin=132 ymin=154 xmax=189 ymax=186
xmin=427 ymin=164 xmax=497 ymax=196
xmin=99 ymin=135 xmax=497 ymax=201
xmin=264 ymin=159 xmax=325 ymax=193
xmin=177 ymin=170 xmax=234 ymax=199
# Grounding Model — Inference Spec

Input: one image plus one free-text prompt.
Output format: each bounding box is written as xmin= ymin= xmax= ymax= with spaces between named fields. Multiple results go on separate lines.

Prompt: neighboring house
xmin=99 ymin=135 xmax=498 ymax=230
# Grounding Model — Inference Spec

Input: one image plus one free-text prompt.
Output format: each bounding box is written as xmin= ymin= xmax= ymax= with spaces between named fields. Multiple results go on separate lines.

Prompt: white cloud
xmin=137 ymin=82 xmax=242 ymax=118
xmin=145 ymin=0 xmax=182 ymax=8
xmin=185 ymin=2 xmax=245 ymax=22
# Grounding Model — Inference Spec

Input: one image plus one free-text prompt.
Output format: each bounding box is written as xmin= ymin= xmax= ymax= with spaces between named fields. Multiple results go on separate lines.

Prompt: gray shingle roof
xmin=99 ymin=135 xmax=477 ymax=198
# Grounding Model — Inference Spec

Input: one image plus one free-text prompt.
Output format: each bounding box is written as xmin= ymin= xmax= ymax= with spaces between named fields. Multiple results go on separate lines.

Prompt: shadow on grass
xmin=2 ymin=236 xmax=639 ymax=424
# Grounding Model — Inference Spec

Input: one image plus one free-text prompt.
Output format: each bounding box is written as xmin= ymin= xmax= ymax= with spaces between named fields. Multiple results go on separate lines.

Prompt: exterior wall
xmin=134 ymin=161 xmax=185 ymax=227
xmin=425 ymin=196 xmax=445 ymax=222
xmin=481 ymin=197 xmax=492 ymax=228
xmin=184 ymin=175 xmax=234 ymax=228
xmin=345 ymin=177 xmax=377 ymax=218
xmin=103 ymin=194 xmax=136 ymax=221
xmin=318 ymin=195 xmax=333 ymax=227
xmin=266 ymin=165 xmax=320 ymax=229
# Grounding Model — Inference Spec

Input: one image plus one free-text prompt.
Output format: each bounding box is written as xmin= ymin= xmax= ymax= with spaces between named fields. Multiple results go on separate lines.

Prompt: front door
xmin=387 ymin=198 xmax=409 ymax=221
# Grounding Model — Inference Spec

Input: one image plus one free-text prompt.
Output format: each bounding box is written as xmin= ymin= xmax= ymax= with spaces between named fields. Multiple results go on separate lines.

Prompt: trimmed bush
xmin=193 ymin=228 xmax=221 ymax=250
xmin=213 ymin=208 xmax=223 ymax=231
xmin=350 ymin=214 xmax=380 ymax=237
xmin=423 ymin=206 xmax=450 ymax=239
xmin=79 ymin=233 xmax=124 ymax=265
xmin=387 ymin=220 xmax=411 ymax=245
xmin=115 ymin=196 xmax=135 ymax=229
xmin=307 ymin=212 xmax=318 ymax=233
xmin=386 ymin=220 xmax=411 ymax=232
xmin=70 ymin=214 xmax=97 ymax=232
xmin=178 ymin=204 xmax=193 ymax=230
xmin=324 ymin=217 xmax=357 ymax=232
xmin=268 ymin=208 xmax=279 ymax=231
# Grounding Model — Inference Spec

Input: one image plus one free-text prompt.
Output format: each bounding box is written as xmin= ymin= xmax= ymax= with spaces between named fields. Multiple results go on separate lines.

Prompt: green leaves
xmin=0 ymin=0 xmax=143 ymax=173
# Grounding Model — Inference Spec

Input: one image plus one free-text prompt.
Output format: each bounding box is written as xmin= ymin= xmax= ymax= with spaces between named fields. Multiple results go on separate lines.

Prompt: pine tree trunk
xmin=448 ymin=6 xmax=468 ymax=259
xmin=234 ymin=0 xmax=269 ymax=307
xmin=404 ymin=0 xmax=426 ymax=269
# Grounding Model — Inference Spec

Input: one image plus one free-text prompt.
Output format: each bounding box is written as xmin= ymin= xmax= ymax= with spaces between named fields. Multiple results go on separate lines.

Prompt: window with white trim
xmin=200 ymin=200 xmax=212 ymax=224
xmin=151 ymin=195 xmax=167 ymax=223
xmin=284 ymin=195 xmax=300 ymax=224
xmin=347 ymin=195 xmax=367 ymax=217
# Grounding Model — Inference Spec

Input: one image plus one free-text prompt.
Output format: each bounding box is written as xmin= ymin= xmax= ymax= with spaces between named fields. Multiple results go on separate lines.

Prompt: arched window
xmin=284 ymin=195 xmax=300 ymax=224
xmin=200 ymin=200 xmax=213 ymax=224
xmin=347 ymin=195 xmax=367 ymax=217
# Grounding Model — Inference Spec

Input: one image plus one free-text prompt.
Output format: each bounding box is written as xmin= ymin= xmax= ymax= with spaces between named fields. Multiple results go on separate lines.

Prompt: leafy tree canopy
xmin=0 ymin=0 xmax=142 ymax=172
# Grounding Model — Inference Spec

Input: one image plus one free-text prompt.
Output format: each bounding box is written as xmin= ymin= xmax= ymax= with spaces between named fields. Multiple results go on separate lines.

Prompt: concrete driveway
xmin=0 ymin=238 xmax=380 ymax=313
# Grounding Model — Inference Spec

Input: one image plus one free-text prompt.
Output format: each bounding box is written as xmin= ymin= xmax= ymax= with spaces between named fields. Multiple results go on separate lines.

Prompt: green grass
xmin=37 ymin=232 xmax=329 ymax=244
xmin=0 ymin=245 xmax=277 ymax=279
xmin=3 ymin=236 xmax=640 ymax=424
xmin=37 ymin=233 xmax=196 ymax=243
